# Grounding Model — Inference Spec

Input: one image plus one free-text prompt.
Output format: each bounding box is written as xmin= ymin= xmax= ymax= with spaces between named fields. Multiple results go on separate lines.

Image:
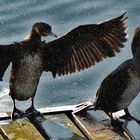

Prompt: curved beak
xmin=49 ymin=32 xmax=57 ymax=38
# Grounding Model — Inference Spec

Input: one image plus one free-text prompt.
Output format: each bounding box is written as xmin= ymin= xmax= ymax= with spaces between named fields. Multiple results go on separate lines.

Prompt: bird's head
xmin=131 ymin=27 xmax=140 ymax=57
xmin=32 ymin=22 xmax=57 ymax=38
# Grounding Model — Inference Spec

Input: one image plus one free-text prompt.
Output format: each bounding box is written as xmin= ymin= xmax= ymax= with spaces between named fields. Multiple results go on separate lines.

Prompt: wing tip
xmin=119 ymin=11 xmax=128 ymax=19
xmin=110 ymin=11 xmax=128 ymax=22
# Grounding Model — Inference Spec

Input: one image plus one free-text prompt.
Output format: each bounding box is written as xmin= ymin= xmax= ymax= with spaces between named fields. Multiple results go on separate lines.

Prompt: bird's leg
xmin=11 ymin=99 xmax=25 ymax=120
xmin=26 ymin=97 xmax=39 ymax=114
xmin=105 ymin=112 xmax=122 ymax=129
xmin=121 ymin=108 xmax=140 ymax=124
xmin=123 ymin=108 xmax=132 ymax=120
xmin=106 ymin=112 xmax=116 ymax=126
xmin=121 ymin=108 xmax=133 ymax=120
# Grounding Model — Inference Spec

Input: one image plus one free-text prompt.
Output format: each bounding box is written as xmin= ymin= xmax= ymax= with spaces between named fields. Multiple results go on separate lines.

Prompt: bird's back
xmin=94 ymin=59 xmax=138 ymax=112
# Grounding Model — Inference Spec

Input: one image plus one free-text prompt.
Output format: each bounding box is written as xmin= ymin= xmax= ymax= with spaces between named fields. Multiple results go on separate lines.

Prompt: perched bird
xmin=94 ymin=27 xmax=140 ymax=126
xmin=0 ymin=13 xmax=127 ymax=120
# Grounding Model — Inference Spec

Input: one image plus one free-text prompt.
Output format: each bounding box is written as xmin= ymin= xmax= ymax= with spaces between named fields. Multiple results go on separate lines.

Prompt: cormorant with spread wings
xmin=0 ymin=13 xmax=127 ymax=120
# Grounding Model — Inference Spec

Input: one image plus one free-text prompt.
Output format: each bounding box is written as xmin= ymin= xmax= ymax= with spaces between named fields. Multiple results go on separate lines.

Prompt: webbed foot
xmin=121 ymin=114 xmax=140 ymax=124
xmin=111 ymin=119 xmax=123 ymax=130
xmin=12 ymin=108 xmax=26 ymax=121
xmin=26 ymin=106 xmax=39 ymax=115
xmin=120 ymin=114 xmax=132 ymax=120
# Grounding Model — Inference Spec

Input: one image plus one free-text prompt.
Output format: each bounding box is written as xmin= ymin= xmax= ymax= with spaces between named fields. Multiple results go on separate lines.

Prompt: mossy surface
xmin=0 ymin=114 xmax=85 ymax=140
xmin=0 ymin=135 xmax=4 ymax=140
xmin=1 ymin=119 xmax=44 ymax=140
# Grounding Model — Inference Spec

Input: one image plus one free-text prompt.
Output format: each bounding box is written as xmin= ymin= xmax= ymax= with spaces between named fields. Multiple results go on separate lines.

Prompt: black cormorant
xmin=0 ymin=13 xmax=127 ymax=120
xmin=94 ymin=27 xmax=140 ymax=126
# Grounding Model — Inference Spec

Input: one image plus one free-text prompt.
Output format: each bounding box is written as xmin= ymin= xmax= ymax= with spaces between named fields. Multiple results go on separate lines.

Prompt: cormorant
xmin=94 ymin=27 xmax=140 ymax=126
xmin=0 ymin=13 xmax=127 ymax=120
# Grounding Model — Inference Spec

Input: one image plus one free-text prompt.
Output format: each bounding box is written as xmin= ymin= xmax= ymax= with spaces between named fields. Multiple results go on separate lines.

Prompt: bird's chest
xmin=11 ymin=53 xmax=43 ymax=100
xmin=117 ymin=74 xmax=140 ymax=109
xmin=19 ymin=53 xmax=43 ymax=74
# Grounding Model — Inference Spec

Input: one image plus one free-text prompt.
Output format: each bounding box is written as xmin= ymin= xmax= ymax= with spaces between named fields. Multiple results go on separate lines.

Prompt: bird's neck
xmin=24 ymin=29 xmax=41 ymax=41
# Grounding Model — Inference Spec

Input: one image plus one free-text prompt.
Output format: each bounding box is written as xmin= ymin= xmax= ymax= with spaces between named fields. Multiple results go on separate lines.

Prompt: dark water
xmin=0 ymin=0 xmax=140 ymax=123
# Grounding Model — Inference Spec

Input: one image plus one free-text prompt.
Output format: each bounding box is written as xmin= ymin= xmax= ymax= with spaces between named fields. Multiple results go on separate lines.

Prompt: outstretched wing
xmin=0 ymin=44 xmax=16 ymax=81
xmin=44 ymin=13 xmax=127 ymax=78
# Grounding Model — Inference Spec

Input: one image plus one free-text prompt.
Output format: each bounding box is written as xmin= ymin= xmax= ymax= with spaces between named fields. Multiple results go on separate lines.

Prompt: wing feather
xmin=44 ymin=13 xmax=128 ymax=78
xmin=0 ymin=44 xmax=16 ymax=81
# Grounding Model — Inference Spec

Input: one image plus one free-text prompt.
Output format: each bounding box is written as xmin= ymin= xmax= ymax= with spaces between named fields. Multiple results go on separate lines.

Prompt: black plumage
xmin=94 ymin=27 xmax=140 ymax=126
